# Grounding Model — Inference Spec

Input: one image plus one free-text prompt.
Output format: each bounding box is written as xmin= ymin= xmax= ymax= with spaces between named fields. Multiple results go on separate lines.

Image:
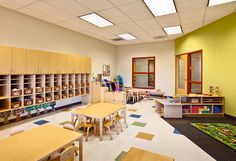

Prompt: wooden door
xmin=0 ymin=45 xmax=12 ymax=74
xmin=176 ymin=54 xmax=188 ymax=95
xmin=38 ymin=51 xmax=49 ymax=74
xmin=26 ymin=49 xmax=38 ymax=74
xmin=58 ymin=54 xmax=67 ymax=73
xmin=12 ymin=47 xmax=26 ymax=74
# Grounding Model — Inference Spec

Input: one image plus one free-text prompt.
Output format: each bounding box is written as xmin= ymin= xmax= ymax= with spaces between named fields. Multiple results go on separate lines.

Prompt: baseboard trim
xmin=225 ymin=114 xmax=236 ymax=119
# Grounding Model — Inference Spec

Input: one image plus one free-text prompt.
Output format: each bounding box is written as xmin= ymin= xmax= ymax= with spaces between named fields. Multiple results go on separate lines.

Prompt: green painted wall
xmin=175 ymin=13 xmax=236 ymax=117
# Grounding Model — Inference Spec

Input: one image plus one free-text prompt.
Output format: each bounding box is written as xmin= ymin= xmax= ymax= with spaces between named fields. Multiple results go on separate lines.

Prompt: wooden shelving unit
xmin=0 ymin=74 xmax=91 ymax=113
xmin=180 ymin=95 xmax=224 ymax=117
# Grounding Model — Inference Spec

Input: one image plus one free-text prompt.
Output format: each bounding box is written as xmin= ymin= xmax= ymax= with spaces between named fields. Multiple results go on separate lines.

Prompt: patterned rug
xmin=191 ymin=123 xmax=236 ymax=150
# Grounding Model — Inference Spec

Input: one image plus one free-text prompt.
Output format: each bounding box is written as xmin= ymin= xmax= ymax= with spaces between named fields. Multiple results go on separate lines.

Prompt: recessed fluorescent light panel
xmin=118 ymin=33 xmax=136 ymax=40
xmin=208 ymin=0 xmax=235 ymax=6
xmin=143 ymin=0 xmax=176 ymax=16
xmin=163 ymin=26 xmax=182 ymax=35
xmin=80 ymin=13 xmax=113 ymax=27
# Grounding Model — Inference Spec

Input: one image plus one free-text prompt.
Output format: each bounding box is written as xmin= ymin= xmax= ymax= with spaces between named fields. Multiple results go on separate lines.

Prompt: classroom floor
xmin=0 ymin=100 xmax=215 ymax=161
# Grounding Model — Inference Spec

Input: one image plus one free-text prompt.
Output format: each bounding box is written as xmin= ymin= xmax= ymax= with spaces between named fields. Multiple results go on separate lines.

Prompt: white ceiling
xmin=0 ymin=0 xmax=235 ymax=45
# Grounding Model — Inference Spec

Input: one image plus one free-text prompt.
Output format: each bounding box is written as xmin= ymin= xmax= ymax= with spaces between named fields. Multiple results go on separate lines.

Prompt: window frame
xmin=132 ymin=56 xmax=156 ymax=89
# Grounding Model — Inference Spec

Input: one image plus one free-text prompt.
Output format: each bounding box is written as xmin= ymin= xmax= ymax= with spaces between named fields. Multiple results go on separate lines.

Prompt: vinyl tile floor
xmin=0 ymin=100 xmax=215 ymax=161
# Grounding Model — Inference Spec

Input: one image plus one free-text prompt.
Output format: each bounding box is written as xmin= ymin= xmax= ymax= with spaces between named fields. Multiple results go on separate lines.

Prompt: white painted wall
xmin=116 ymin=41 xmax=175 ymax=95
xmin=0 ymin=6 xmax=116 ymax=77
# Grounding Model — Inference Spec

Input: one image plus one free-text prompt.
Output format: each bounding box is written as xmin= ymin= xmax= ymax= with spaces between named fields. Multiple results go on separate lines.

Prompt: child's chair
xmin=103 ymin=114 xmax=119 ymax=140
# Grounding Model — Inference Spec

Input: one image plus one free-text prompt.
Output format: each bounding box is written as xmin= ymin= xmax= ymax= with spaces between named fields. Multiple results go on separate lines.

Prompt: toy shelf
xmin=180 ymin=95 xmax=224 ymax=117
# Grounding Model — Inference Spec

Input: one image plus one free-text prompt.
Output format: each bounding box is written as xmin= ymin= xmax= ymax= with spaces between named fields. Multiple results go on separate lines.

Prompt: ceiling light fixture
xmin=80 ymin=13 xmax=113 ymax=27
xmin=163 ymin=26 xmax=182 ymax=35
xmin=118 ymin=33 xmax=136 ymax=40
xmin=208 ymin=0 xmax=235 ymax=6
xmin=143 ymin=0 xmax=176 ymax=16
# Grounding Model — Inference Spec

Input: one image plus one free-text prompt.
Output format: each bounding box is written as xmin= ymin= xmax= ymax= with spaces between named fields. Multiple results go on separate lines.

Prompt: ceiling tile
xmin=75 ymin=0 xmax=114 ymax=12
xmin=61 ymin=18 xmax=98 ymax=30
xmin=135 ymin=18 xmax=161 ymax=30
xmin=65 ymin=4 xmax=91 ymax=17
xmin=18 ymin=7 xmax=46 ymax=18
xmin=48 ymin=10 xmax=74 ymax=22
xmin=205 ymin=2 xmax=236 ymax=21
xmin=88 ymin=28 xmax=117 ymax=39
xmin=131 ymin=31 xmax=154 ymax=41
xmin=180 ymin=15 xmax=204 ymax=25
xmin=118 ymin=1 xmax=153 ymax=21
xmin=175 ymin=0 xmax=208 ymax=12
xmin=0 ymin=0 xmax=22 ymax=10
xmin=102 ymin=25 xmax=125 ymax=34
xmin=26 ymin=1 xmax=59 ymax=15
xmin=145 ymin=28 xmax=166 ymax=37
xmin=110 ymin=0 xmax=140 ymax=6
xmin=117 ymin=21 xmax=143 ymax=33
xmin=43 ymin=0 xmax=78 ymax=10
xmin=98 ymin=7 xmax=131 ymax=24
xmin=156 ymin=13 xmax=180 ymax=27
xmin=9 ymin=0 xmax=37 ymax=6
xmin=179 ymin=8 xmax=206 ymax=19
xmin=182 ymin=22 xmax=202 ymax=33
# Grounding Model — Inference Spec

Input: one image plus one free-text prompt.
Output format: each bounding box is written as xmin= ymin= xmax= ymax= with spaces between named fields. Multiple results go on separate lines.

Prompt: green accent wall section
xmin=175 ymin=13 xmax=236 ymax=117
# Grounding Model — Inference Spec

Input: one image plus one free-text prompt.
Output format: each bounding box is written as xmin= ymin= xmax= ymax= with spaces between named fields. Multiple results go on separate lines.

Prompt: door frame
xmin=176 ymin=49 xmax=203 ymax=94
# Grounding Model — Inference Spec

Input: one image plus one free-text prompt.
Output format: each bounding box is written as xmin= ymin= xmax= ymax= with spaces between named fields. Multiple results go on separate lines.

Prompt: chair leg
xmin=86 ymin=127 xmax=91 ymax=142
xmin=118 ymin=121 xmax=123 ymax=132
xmin=107 ymin=126 xmax=113 ymax=140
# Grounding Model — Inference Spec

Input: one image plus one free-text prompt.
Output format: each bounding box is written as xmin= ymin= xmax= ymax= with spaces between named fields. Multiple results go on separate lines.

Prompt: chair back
xmin=104 ymin=92 xmax=114 ymax=103
xmin=114 ymin=92 xmax=126 ymax=104
xmin=76 ymin=114 xmax=88 ymax=127
xmin=60 ymin=146 xmax=75 ymax=161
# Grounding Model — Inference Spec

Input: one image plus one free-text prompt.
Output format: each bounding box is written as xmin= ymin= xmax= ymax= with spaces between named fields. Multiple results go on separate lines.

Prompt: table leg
xmin=79 ymin=137 xmax=83 ymax=161
xmin=124 ymin=107 xmax=128 ymax=128
xmin=71 ymin=113 xmax=75 ymax=125
xmin=99 ymin=119 xmax=103 ymax=141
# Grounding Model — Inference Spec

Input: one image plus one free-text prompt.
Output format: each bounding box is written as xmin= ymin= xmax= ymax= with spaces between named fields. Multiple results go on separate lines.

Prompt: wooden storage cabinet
xmin=26 ymin=49 xmax=38 ymax=74
xmin=0 ymin=46 xmax=12 ymax=74
xmin=0 ymin=45 xmax=92 ymax=119
xmin=12 ymin=47 xmax=27 ymax=74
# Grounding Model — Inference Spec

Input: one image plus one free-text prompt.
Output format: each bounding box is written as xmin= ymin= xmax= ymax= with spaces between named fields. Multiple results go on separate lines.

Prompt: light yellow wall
xmin=175 ymin=13 xmax=236 ymax=116
xmin=0 ymin=6 xmax=116 ymax=77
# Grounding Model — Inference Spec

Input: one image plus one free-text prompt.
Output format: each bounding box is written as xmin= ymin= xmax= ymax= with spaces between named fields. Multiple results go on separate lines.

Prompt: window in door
xmin=132 ymin=57 xmax=155 ymax=89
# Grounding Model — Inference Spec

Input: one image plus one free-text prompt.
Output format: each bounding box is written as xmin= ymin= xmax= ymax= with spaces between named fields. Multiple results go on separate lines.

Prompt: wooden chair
xmin=127 ymin=90 xmax=137 ymax=103
xmin=103 ymin=114 xmax=119 ymax=140
xmin=74 ymin=114 xmax=96 ymax=141
xmin=115 ymin=108 xmax=128 ymax=132
xmin=104 ymin=92 xmax=114 ymax=103
xmin=10 ymin=126 xmax=25 ymax=136
xmin=50 ymin=146 xmax=75 ymax=161
xmin=114 ymin=92 xmax=126 ymax=104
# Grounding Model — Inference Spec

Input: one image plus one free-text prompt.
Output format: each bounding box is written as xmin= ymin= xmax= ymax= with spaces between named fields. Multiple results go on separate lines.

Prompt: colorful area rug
xmin=191 ymin=123 xmax=236 ymax=150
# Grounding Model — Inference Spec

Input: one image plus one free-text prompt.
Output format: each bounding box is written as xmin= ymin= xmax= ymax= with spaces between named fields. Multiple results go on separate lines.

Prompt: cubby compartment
xmin=24 ymin=96 xmax=33 ymax=106
xmin=54 ymin=74 xmax=61 ymax=92
xmin=23 ymin=75 xmax=34 ymax=95
xmin=11 ymin=97 xmax=22 ymax=109
xmin=11 ymin=75 xmax=22 ymax=97
xmin=69 ymin=90 xmax=74 ymax=97
xmin=45 ymin=93 xmax=53 ymax=102
xmin=0 ymin=75 xmax=9 ymax=99
xmin=202 ymin=97 xmax=223 ymax=104
xmin=35 ymin=75 xmax=44 ymax=94
xmin=86 ymin=87 xmax=90 ymax=94
xmin=62 ymin=91 xmax=68 ymax=99
xmin=35 ymin=94 xmax=44 ymax=104
xmin=54 ymin=92 xmax=60 ymax=100
xmin=81 ymin=74 xmax=85 ymax=87
xmin=75 ymin=74 xmax=80 ymax=89
xmin=69 ymin=74 xmax=74 ymax=89
xmin=182 ymin=105 xmax=191 ymax=113
xmin=81 ymin=88 xmax=85 ymax=95
xmin=213 ymin=105 xmax=223 ymax=114
xmin=45 ymin=74 xmax=53 ymax=93
xmin=75 ymin=89 xmax=80 ymax=96
xmin=0 ymin=99 xmax=10 ymax=111
xmin=62 ymin=74 xmax=68 ymax=90
xmin=86 ymin=74 xmax=90 ymax=87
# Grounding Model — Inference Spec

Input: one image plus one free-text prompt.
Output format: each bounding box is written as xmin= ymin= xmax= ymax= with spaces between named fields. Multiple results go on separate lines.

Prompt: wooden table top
xmin=122 ymin=147 xmax=174 ymax=161
xmin=0 ymin=124 xmax=83 ymax=161
xmin=73 ymin=103 xmax=125 ymax=119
